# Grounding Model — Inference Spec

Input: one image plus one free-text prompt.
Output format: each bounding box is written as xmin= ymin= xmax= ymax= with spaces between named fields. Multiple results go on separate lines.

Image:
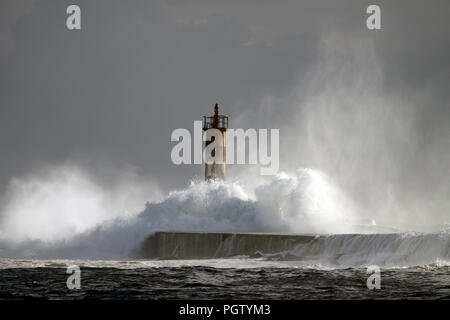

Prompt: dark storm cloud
xmin=0 ymin=0 xmax=449 ymax=226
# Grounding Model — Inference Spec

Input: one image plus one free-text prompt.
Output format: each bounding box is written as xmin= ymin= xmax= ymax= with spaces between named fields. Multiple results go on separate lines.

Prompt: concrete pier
xmin=136 ymin=231 xmax=316 ymax=259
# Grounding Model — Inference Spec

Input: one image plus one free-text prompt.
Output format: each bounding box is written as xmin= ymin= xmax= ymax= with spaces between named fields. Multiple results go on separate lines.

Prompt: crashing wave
xmin=0 ymin=168 xmax=448 ymax=269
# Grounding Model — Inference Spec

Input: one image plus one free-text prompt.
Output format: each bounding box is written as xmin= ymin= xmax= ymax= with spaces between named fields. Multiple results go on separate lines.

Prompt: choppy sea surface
xmin=0 ymin=259 xmax=448 ymax=299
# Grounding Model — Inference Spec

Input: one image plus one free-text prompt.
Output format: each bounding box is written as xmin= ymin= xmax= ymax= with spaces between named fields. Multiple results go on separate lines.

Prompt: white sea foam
xmin=281 ymin=231 xmax=450 ymax=268
xmin=0 ymin=168 xmax=354 ymax=257
xmin=0 ymin=167 xmax=448 ymax=268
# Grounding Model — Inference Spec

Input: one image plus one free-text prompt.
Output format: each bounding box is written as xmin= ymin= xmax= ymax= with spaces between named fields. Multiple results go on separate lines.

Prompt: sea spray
xmin=0 ymin=168 xmax=355 ymax=258
xmin=0 ymin=167 xmax=448 ymax=269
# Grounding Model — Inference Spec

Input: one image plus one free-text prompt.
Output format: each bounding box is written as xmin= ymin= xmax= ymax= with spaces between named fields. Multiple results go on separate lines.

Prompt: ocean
xmin=0 ymin=174 xmax=448 ymax=300
xmin=0 ymin=259 xmax=448 ymax=299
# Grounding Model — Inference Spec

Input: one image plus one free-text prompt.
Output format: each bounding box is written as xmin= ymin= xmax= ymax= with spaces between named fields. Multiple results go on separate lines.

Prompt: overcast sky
xmin=1 ymin=0 xmax=449 ymax=225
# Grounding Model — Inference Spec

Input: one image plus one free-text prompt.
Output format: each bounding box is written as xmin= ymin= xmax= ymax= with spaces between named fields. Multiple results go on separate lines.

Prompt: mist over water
xmin=0 ymin=164 xmax=448 ymax=267
xmin=0 ymin=164 xmax=162 ymax=243
xmin=0 ymin=167 xmax=360 ymax=258
xmin=236 ymin=33 xmax=450 ymax=231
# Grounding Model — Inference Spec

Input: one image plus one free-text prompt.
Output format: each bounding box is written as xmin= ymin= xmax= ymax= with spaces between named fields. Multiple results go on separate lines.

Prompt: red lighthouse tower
xmin=202 ymin=104 xmax=228 ymax=180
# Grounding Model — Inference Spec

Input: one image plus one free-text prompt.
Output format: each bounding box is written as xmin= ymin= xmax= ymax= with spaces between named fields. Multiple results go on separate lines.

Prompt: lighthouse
xmin=203 ymin=104 xmax=228 ymax=180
